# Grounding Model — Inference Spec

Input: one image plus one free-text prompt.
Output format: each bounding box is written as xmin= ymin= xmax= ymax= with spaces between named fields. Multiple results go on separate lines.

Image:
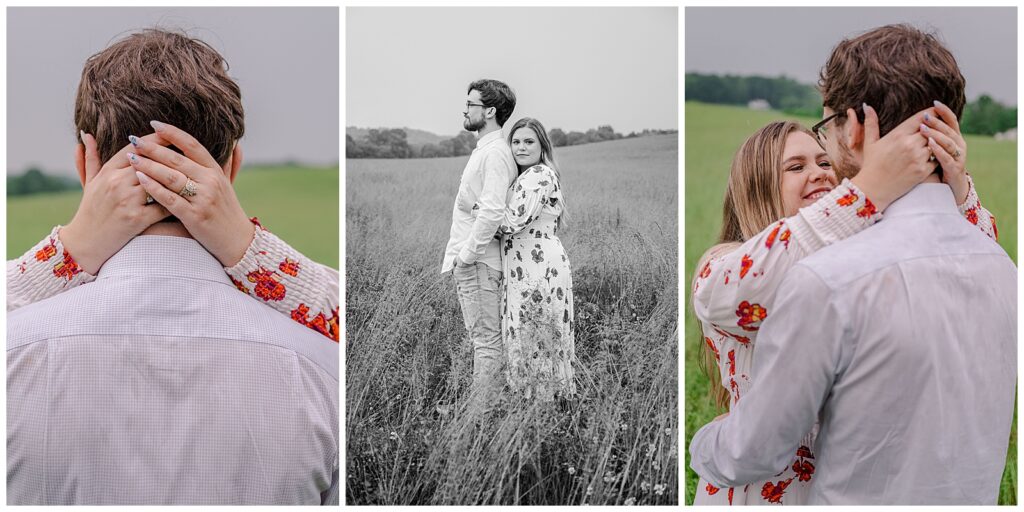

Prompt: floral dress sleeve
xmin=958 ymin=173 xmax=998 ymax=241
xmin=7 ymin=226 xmax=95 ymax=312
xmin=226 ymin=218 xmax=340 ymax=342
xmin=693 ymin=178 xmax=881 ymax=340
xmin=497 ymin=165 xmax=557 ymax=236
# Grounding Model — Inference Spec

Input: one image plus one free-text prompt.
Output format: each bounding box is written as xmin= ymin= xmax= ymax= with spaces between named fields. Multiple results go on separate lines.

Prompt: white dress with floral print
xmin=498 ymin=164 xmax=575 ymax=401
xmin=692 ymin=177 xmax=998 ymax=505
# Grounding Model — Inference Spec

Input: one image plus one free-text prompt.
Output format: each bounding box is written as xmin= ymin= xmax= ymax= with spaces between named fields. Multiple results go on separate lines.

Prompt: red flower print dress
xmin=691 ymin=177 xmax=997 ymax=505
xmin=7 ymin=219 xmax=340 ymax=343
xmin=498 ymin=164 xmax=574 ymax=401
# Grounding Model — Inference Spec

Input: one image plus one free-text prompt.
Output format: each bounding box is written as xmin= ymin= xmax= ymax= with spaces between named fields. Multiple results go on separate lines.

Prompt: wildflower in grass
xmin=624 ymin=497 xmax=636 ymax=505
xmin=653 ymin=483 xmax=666 ymax=496
xmin=640 ymin=481 xmax=651 ymax=492
xmin=586 ymin=485 xmax=593 ymax=496
xmin=389 ymin=431 xmax=398 ymax=440
xmin=568 ymin=466 xmax=576 ymax=475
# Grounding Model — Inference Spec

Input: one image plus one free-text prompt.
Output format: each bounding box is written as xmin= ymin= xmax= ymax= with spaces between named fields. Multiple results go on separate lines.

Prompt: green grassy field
xmin=683 ymin=101 xmax=1017 ymax=504
xmin=346 ymin=134 xmax=678 ymax=505
xmin=6 ymin=165 xmax=339 ymax=269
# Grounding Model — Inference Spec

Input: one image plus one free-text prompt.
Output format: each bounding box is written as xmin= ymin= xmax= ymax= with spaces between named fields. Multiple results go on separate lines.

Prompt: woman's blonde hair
xmin=694 ymin=121 xmax=813 ymax=411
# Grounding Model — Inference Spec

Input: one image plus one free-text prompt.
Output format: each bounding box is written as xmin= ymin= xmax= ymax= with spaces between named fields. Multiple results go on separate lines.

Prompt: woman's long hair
xmin=507 ymin=117 xmax=567 ymax=230
xmin=694 ymin=121 xmax=812 ymax=411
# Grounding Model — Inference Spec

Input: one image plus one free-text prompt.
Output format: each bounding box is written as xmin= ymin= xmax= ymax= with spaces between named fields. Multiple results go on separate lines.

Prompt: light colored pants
xmin=453 ymin=262 xmax=503 ymax=414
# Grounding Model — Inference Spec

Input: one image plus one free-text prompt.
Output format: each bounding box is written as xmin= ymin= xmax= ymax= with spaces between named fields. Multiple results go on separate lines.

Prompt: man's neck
xmin=923 ymin=172 xmax=942 ymax=184
xmin=476 ymin=123 xmax=501 ymax=138
xmin=140 ymin=221 xmax=192 ymax=238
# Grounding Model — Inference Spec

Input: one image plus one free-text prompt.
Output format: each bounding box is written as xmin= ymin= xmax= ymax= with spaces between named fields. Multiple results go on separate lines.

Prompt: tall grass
xmin=346 ymin=135 xmax=678 ymax=505
xmin=683 ymin=102 xmax=1017 ymax=505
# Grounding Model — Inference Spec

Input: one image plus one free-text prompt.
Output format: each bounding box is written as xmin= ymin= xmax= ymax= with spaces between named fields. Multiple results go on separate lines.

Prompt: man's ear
xmin=844 ymin=107 xmax=865 ymax=152
xmin=74 ymin=144 xmax=87 ymax=186
xmin=227 ymin=143 xmax=243 ymax=183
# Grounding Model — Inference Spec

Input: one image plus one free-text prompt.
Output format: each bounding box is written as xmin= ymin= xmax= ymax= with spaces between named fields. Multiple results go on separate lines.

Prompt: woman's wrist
xmin=57 ymin=222 xmax=104 ymax=275
xmin=849 ymin=172 xmax=895 ymax=212
xmin=213 ymin=216 xmax=257 ymax=267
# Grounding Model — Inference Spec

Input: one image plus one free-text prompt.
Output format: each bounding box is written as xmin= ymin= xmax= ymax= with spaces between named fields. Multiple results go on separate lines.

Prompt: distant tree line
xmin=346 ymin=125 xmax=677 ymax=159
xmin=686 ymin=72 xmax=1017 ymax=136
xmin=8 ymin=168 xmax=80 ymax=196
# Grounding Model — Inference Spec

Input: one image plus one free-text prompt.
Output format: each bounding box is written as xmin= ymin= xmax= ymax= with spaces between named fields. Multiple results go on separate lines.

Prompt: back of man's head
xmin=75 ymin=29 xmax=245 ymax=165
xmin=819 ymin=24 xmax=966 ymax=137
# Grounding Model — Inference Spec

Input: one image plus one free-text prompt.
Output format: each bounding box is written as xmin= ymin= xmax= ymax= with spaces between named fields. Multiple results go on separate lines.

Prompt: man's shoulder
xmin=797 ymin=211 xmax=1012 ymax=288
xmin=7 ymin=278 xmax=337 ymax=380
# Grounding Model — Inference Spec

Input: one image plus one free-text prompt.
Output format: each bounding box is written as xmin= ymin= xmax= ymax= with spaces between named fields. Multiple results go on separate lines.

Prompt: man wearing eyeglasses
xmin=441 ymin=79 xmax=517 ymax=415
xmin=690 ymin=24 xmax=1015 ymax=504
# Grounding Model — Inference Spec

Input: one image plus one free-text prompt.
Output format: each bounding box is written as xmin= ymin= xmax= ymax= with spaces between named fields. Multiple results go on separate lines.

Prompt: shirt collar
xmin=475 ymin=129 xmax=504 ymax=149
xmin=97 ymin=235 xmax=233 ymax=286
xmin=883 ymin=182 xmax=959 ymax=219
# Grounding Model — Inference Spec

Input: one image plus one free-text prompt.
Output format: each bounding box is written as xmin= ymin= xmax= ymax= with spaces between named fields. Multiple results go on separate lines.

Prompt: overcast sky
xmin=346 ymin=7 xmax=678 ymax=138
xmin=686 ymin=7 xmax=1016 ymax=106
xmin=8 ymin=7 xmax=339 ymax=176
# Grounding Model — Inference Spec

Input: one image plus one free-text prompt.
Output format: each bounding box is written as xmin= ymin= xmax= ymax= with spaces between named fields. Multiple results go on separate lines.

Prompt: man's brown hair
xmin=75 ymin=29 xmax=244 ymax=165
xmin=819 ymin=24 xmax=966 ymax=137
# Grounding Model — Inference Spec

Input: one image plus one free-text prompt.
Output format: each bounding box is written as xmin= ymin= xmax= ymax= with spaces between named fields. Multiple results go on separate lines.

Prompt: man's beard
xmin=831 ymin=141 xmax=860 ymax=181
xmin=463 ymin=115 xmax=486 ymax=132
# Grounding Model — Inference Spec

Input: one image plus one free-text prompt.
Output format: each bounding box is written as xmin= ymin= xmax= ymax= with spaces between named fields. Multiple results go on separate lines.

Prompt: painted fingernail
xmin=79 ymin=130 xmax=86 ymax=141
xmin=150 ymin=120 xmax=165 ymax=131
xmin=128 ymin=135 xmax=142 ymax=147
xmin=934 ymin=100 xmax=944 ymax=107
xmin=135 ymin=171 xmax=149 ymax=184
xmin=924 ymin=113 xmax=930 ymax=122
xmin=920 ymin=124 xmax=929 ymax=133
xmin=127 ymin=152 xmax=139 ymax=163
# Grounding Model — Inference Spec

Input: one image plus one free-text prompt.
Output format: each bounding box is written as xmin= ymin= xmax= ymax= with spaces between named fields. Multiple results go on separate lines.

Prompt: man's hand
xmin=60 ymin=132 xmax=173 ymax=274
xmin=851 ymin=104 xmax=938 ymax=211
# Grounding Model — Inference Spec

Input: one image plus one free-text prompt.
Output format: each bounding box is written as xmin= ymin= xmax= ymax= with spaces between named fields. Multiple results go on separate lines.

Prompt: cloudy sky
xmin=347 ymin=7 xmax=678 ymax=138
xmin=8 ymin=7 xmax=339 ymax=176
xmin=686 ymin=7 xmax=1016 ymax=106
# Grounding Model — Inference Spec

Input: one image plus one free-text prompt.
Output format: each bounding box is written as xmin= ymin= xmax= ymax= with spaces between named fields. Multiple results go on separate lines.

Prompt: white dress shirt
xmin=441 ymin=129 xmax=517 ymax=273
xmin=689 ymin=183 xmax=1017 ymax=505
xmin=8 ymin=235 xmax=339 ymax=505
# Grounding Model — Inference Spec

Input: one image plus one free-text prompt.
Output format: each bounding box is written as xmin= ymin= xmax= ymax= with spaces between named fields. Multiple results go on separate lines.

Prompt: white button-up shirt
xmin=441 ymin=129 xmax=517 ymax=273
xmin=689 ymin=183 xmax=1017 ymax=505
xmin=7 ymin=235 xmax=339 ymax=505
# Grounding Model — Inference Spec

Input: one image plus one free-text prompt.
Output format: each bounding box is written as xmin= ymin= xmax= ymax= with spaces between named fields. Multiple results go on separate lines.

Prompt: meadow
xmin=7 ymin=165 xmax=339 ymax=268
xmin=346 ymin=134 xmax=678 ymax=505
xmin=683 ymin=101 xmax=1017 ymax=504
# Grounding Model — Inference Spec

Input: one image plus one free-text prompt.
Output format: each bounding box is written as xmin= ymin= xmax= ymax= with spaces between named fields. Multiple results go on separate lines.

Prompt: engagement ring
xmin=179 ymin=179 xmax=198 ymax=198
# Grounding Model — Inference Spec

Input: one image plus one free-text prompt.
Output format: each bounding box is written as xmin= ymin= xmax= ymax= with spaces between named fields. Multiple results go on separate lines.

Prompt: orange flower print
xmin=795 ymin=445 xmax=815 ymax=459
xmin=730 ymin=378 xmax=740 ymax=402
xmin=307 ymin=312 xmax=331 ymax=338
xmin=279 ymin=257 xmax=300 ymax=277
xmin=35 ymin=239 xmax=58 ymax=261
xmin=991 ymin=215 xmax=999 ymax=240
xmin=761 ymin=478 xmax=793 ymax=504
xmin=740 ymin=254 xmax=753 ymax=278
xmin=328 ymin=307 xmax=340 ymax=342
xmin=793 ymin=459 xmax=815 ymax=482
xmin=706 ymin=482 xmax=720 ymax=496
xmin=728 ymin=488 xmax=734 ymax=505
xmin=765 ymin=222 xmax=783 ymax=249
xmin=965 ymin=206 xmax=979 ymax=225
xmin=856 ymin=197 xmax=877 ymax=218
xmin=17 ymin=261 xmax=27 ymax=274
xmin=250 ymin=216 xmax=266 ymax=231
xmin=699 ymin=260 xmax=712 ymax=280
xmin=779 ymin=229 xmax=791 ymax=249
xmin=713 ymin=327 xmax=751 ymax=346
xmin=836 ymin=190 xmax=858 ymax=207
xmin=727 ymin=349 xmax=736 ymax=376
xmin=52 ymin=250 xmax=81 ymax=281
xmin=247 ymin=267 xmax=286 ymax=302
xmin=735 ymin=300 xmax=768 ymax=332
xmin=291 ymin=303 xmax=311 ymax=324
xmin=705 ymin=337 xmax=720 ymax=361
xmin=231 ymin=276 xmax=249 ymax=294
